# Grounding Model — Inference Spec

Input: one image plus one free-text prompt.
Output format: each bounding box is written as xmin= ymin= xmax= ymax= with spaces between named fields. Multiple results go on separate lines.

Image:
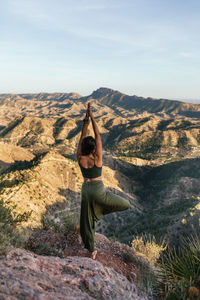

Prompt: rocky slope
xmin=0 ymin=232 xmax=154 ymax=300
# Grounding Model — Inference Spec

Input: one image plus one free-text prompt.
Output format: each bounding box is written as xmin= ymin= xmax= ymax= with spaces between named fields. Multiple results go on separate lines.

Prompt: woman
xmin=76 ymin=103 xmax=130 ymax=260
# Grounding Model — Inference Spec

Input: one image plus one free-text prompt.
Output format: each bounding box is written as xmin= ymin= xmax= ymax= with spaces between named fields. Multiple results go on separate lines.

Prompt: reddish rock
xmin=0 ymin=245 xmax=152 ymax=299
xmin=3 ymin=230 xmax=154 ymax=299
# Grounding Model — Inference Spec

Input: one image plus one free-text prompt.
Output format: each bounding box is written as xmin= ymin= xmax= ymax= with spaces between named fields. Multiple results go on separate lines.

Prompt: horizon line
xmin=0 ymin=88 xmax=200 ymax=103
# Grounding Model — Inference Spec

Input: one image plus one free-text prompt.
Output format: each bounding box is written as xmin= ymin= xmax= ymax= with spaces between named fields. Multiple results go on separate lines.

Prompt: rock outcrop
xmin=0 ymin=232 xmax=153 ymax=299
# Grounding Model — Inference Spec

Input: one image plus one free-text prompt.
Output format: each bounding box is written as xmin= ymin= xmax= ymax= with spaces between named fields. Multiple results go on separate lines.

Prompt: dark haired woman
xmin=76 ymin=103 xmax=130 ymax=260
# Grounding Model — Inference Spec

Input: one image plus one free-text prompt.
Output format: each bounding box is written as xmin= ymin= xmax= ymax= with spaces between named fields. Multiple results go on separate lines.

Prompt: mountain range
xmin=0 ymin=87 xmax=200 ymax=247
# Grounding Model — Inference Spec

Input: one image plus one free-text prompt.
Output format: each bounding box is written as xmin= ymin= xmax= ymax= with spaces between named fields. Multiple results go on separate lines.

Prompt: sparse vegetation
xmin=41 ymin=211 xmax=79 ymax=234
xmin=28 ymin=243 xmax=64 ymax=258
xmin=67 ymin=120 xmax=83 ymax=139
xmin=177 ymin=133 xmax=190 ymax=149
xmin=17 ymin=120 xmax=44 ymax=147
xmin=18 ymin=134 xmax=37 ymax=147
xmin=53 ymin=117 xmax=67 ymax=140
xmin=31 ymin=120 xmax=44 ymax=134
xmin=131 ymin=233 xmax=165 ymax=297
xmin=2 ymin=153 xmax=45 ymax=174
xmin=112 ymin=131 xmax=164 ymax=159
xmin=157 ymin=119 xmax=173 ymax=131
xmin=127 ymin=196 xmax=199 ymax=242
xmin=0 ymin=199 xmax=32 ymax=255
xmin=25 ymin=212 xmax=79 ymax=258
xmin=197 ymin=134 xmax=200 ymax=144
xmin=0 ymin=116 xmax=25 ymax=138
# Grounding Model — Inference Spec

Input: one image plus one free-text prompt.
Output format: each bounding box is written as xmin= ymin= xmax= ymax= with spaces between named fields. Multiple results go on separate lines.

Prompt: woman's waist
xmin=82 ymin=177 xmax=103 ymax=186
xmin=82 ymin=178 xmax=105 ymax=196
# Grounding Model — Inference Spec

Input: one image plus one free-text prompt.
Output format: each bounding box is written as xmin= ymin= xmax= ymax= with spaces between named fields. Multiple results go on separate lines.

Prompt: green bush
xmin=159 ymin=235 xmax=200 ymax=299
xmin=41 ymin=211 xmax=79 ymax=235
xmin=177 ymin=134 xmax=190 ymax=149
xmin=0 ymin=199 xmax=32 ymax=255
xmin=31 ymin=244 xmax=64 ymax=258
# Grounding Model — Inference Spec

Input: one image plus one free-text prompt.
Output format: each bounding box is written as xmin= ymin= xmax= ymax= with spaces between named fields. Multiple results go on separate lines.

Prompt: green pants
xmin=80 ymin=180 xmax=130 ymax=252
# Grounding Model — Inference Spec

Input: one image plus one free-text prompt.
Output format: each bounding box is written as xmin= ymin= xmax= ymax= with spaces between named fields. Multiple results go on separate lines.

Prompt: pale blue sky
xmin=1 ymin=0 xmax=200 ymax=100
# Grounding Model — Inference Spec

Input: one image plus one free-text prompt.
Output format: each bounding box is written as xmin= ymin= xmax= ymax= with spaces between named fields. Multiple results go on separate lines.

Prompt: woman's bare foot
xmin=91 ymin=250 xmax=97 ymax=260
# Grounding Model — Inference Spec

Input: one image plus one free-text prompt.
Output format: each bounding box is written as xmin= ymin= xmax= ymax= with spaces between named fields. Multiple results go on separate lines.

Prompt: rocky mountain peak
xmin=90 ymin=87 xmax=121 ymax=99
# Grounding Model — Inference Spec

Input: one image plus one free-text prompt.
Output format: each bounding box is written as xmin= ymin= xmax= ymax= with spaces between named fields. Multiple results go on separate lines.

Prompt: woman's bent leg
xmin=102 ymin=191 xmax=130 ymax=215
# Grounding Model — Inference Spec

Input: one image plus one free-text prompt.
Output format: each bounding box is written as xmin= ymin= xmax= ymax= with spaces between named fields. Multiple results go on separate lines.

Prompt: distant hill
xmin=88 ymin=87 xmax=200 ymax=117
xmin=1 ymin=88 xmax=200 ymax=124
xmin=175 ymin=99 xmax=200 ymax=104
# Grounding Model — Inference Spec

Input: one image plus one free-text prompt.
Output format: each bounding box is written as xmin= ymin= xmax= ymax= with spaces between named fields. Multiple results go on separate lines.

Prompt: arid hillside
xmin=0 ymin=151 xmax=140 ymax=231
xmin=1 ymin=88 xmax=200 ymax=124
xmin=1 ymin=88 xmax=200 ymax=160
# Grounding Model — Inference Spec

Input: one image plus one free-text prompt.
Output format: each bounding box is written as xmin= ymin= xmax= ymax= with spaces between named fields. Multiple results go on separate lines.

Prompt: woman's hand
xmin=87 ymin=103 xmax=90 ymax=117
xmin=84 ymin=103 xmax=90 ymax=121
xmin=87 ymin=102 xmax=93 ymax=118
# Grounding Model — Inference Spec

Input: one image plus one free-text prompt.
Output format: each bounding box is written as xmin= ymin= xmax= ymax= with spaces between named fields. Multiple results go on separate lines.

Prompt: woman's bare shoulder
xmin=94 ymin=153 xmax=102 ymax=167
xmin=78 ymin=155 xmax=85 ymax=163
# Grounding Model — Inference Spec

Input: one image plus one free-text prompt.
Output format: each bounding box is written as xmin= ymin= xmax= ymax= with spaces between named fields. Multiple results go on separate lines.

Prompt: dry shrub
xmin=131 ymin=233 xmax=166 ymax=266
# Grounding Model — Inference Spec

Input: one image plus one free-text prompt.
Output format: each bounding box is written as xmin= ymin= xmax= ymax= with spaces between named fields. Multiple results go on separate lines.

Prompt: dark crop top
xmin=79 ymin=162 xmax=102 ymax=179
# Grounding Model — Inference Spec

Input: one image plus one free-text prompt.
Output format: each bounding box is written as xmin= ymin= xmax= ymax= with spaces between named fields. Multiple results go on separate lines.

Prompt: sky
xmin=1 ymin=0 xmax=200 ymax=100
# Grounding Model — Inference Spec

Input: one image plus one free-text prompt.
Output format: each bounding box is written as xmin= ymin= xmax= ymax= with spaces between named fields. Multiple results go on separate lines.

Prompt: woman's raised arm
xmin=88 ymin=104 xmax=102 ymax=161
xmin=76 ymin=105 xmax=89 ymax=160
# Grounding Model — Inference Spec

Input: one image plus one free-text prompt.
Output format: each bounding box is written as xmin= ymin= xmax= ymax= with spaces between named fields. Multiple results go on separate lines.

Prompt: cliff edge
xmin=0 ymin=232 xmax=153 ymax=300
